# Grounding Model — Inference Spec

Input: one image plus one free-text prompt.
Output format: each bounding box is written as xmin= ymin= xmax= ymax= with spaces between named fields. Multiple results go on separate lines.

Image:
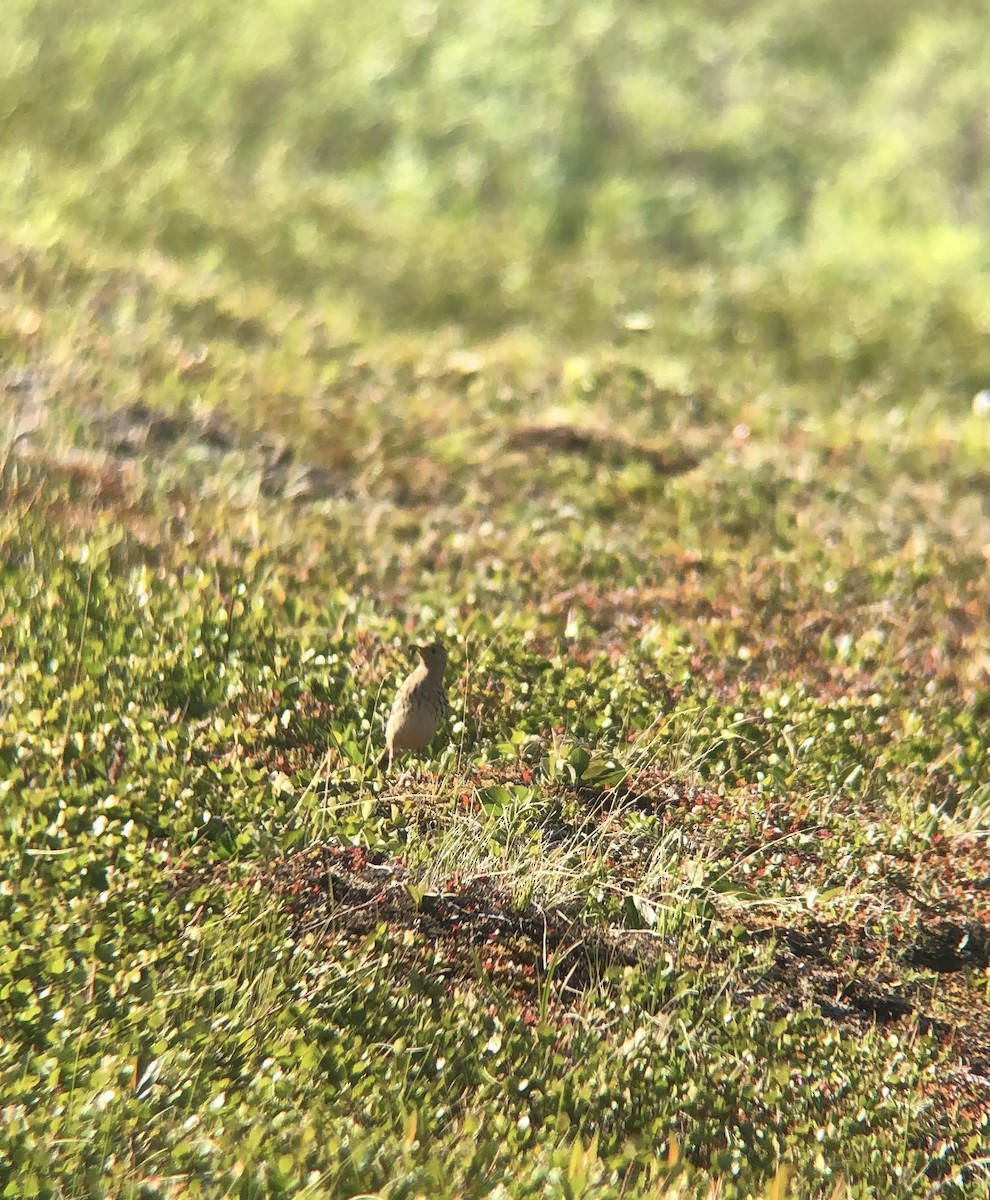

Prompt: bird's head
xmin=416 ymin=642 xmax=447 ymax=674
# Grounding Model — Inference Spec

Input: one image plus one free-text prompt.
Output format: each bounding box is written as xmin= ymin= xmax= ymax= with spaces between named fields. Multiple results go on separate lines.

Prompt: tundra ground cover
xmin=1 ymin=1 xmax=988 ymax=1196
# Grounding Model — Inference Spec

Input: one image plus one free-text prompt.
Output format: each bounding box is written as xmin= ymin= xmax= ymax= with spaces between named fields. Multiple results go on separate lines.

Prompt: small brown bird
xmin=377 ymin=642 xmax=450 ymax=772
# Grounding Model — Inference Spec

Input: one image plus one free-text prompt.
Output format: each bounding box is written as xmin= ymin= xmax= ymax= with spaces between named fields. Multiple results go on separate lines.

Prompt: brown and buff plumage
xmin=377 ymin=642 xmax=450 ymax=772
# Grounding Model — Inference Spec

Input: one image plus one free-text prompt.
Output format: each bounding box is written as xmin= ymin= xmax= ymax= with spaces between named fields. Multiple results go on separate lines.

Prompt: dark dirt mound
xmin=252 ymin=843 xmax=664 ymax=1002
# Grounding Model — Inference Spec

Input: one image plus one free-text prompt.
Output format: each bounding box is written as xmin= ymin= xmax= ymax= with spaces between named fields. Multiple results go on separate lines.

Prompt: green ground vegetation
xmin=1 ymin=1 xmax=989 ymax=1197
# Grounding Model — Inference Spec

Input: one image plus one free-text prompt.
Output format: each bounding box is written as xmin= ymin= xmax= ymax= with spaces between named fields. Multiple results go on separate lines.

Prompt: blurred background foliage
xmin=1 ymin=0 xmax=986 ymax=388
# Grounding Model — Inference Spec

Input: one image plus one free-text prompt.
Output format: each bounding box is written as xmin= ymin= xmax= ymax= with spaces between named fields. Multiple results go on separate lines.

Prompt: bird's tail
xmin=377 ymin=746 xmax=391 ymax=772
